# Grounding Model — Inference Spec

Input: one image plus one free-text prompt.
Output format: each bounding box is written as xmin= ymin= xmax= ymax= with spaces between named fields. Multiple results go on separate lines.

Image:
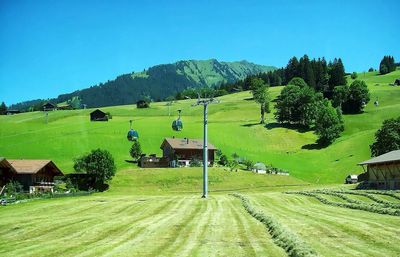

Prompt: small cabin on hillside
xmin=90 ymin=109 xmax=108 ymax=121
xmin=160 ymin=137 xmax=217 ymax=167
xmin=358 ymin=150 xmax=400 ymax=189
xmin=43 ymin=102 xmax=57 ymax=111
xmin=1 ymin=159 xmax=64 ymax=193
xmin=252 ymin=162 xmax=267 ymax=174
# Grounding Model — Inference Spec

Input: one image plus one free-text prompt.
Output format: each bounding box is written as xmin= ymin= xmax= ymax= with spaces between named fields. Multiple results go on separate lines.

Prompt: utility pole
xmin=193 ymin=96 xmax=219 ymax=198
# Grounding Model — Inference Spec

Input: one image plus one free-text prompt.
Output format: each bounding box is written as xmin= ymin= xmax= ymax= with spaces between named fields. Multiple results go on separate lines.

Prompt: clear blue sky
xmin=0 ymin=0 xmax=399 ymax=105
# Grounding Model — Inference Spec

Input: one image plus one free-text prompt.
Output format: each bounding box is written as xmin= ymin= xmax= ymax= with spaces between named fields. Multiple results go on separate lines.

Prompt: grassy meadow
xmin=1 ymin=69 xmax=400 ymax=256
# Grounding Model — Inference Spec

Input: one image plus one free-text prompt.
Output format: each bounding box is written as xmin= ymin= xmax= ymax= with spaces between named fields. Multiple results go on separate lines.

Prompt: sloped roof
xmin=358 ymin=150 xmax=400 ymax=165
xmin=0 ymin=158 xmax=16 ymax=172
xmin=161 ymin=138 xmax=217 ymax=150
xmin=253 ymin=162 xmax=267 ymax=170
xmin=90 ymin=109 xmax=106 ymax=115
xmin=7 ymin=160 xmax=63 ymax=175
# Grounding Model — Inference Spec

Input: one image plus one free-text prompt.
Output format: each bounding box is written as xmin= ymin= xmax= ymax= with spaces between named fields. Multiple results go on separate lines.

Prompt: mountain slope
xmin=11 ymin=59 xmax=275 ymax=110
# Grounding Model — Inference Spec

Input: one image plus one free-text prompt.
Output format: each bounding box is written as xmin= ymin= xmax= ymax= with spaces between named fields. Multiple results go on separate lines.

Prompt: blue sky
xmin=0 ymin=0 xmax=399 ymax=105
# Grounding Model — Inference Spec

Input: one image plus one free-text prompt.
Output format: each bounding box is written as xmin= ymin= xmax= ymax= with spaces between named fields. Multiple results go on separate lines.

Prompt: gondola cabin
xmin=90 ymin=109 xmax=108 ymax=121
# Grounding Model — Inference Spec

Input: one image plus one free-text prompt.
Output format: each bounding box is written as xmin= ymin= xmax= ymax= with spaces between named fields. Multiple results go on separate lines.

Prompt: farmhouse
xmin=160 ymin=137 xmax=217 ymax=167
xmin=90 ymin=109 xmax=108 ymax=121
xmin=358 ymin=150 xmax=400 ymax=189
xmin=0 ymin=158 xmax=16 ymax=187
xmin=43 ymin=102 xmax=57 ymax=111
xmin=139 ymin=155 xmax=169 ymax=168
xmin=6 ymin=110 xmax=21 ymax=115
xmin=3 ymin=159 xmax=64 ymax=193
xmin=253 ymin=162 xmax=267 ymax=174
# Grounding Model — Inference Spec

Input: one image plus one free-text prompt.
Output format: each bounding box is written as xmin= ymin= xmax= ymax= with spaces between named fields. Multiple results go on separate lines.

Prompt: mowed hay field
xmin=0 ymin=69 xmax=400 ymax=256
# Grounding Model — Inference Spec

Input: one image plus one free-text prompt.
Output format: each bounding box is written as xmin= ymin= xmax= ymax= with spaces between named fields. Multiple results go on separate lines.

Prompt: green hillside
xmin=1 ymin=69 xmax=399 ymax=184
xmin=9 ymin=59 xmax=275 ymax=110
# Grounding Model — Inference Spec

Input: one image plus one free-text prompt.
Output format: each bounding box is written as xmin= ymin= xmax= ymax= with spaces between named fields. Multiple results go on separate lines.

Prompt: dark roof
xmin=358 ymin=150 xmax=400 ymax=165
xmin=43 ymin=102 xmax=56 ymax=107
xmin=0 ymin=158 xmax=16 ymax=172
xmin=161 ymin=138 xmax=217 ymax=150
xmin=90 ymin=109 xmax=106 ymax=115
xmin=7 ymin=160 xmax=64 ymax=175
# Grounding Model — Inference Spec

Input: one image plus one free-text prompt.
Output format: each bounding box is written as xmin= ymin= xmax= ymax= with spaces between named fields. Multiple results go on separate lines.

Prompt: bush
xmin=129 ymin=140 xmax=142 ymax=161
xmin=350 ymin=72 xmax=357 ymax=79
xmin=5 ymin=181 xmax=23 ymax=197
xmin=73 ymin=149 xmax=116 ymax=189
xmin=137 ymin=100 xmax=150 ymax=108
xmin=218 ymin=155 xmax=228 ymax=166
xmin=314 ymin=101 xmax=344 ymax=145
xmin=189 ymin=158 xmax=202 ymax=167
xmin=288 ymin=77 xmax=308 ymax=88
xmin=341 ymin=80 xmax=370 ymax=114
xmin=242 ymin=159 xmax=254 ymax=171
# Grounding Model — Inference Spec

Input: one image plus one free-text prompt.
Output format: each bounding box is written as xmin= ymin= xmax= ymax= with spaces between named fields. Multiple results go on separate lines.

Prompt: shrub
xmin=218 ymin=154 xmax=228 ymax=166
xmin=129 ymin=140 xmax=142 ymax=161
xmin=189 ymin=158 xmax=202 ymax=167
xmin=350 ymin=72 xmax=357 ymax=79
xmin=5 ymin=181 xmax=23 ymax=197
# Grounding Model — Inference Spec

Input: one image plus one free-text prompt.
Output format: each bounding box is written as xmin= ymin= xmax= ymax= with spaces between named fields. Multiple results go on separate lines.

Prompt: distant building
xmin=160 ymin=137 xmax=217 ymax=167
xmin=358 ymin=150 xmax=400 ymax=189
xmin=43 ymin=102 xmax=57 ymax=111
xmin=90 ymin=109 xmax=108 ymax=121
xmin=137 ymin=100 xmax=150 ymax=108
xmin=5 ymin=110 xmax=21 ymax=115
xmin=345 ymin=174 xmax=358 ymax=184
xmin=252 ymin=162 xmax=267 ymax=174
xmin=0 ymin=158 xmax=64 ymax=193
xmin=57 ymin=103 xmax=73 ymax=110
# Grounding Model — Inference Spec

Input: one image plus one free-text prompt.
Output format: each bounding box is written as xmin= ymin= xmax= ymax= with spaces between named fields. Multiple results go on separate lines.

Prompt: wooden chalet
xmin=43 ymin=102 xmax=57 ymax=111
xmin=358 ymin=150 xmax=400 ymax=189
xmin=160 ymin=137 xmax=217 ymax=167
xmin=0 ymin=158 xmax=16 ymax=188
xmin=90 ymin=109 xmax=108 ymax=121
xmin=6 ymin=110 xmax=21 ymax=115
xmin=3 ymin=159 xmax=64 ymax=193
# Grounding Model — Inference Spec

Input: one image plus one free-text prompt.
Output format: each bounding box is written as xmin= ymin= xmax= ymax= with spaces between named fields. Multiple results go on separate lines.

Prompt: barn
xmin=90 ymin=109 xmax=108 ymax=121
xmin=6 ymin=159 xmax=64 ymax=193
xmin=358 ymin=150 xmax=400 ymax=189
xmin=43 ymin=102 xmax=57 ymax=111
xmin=160 ymin=137 xmax=217 ymax=167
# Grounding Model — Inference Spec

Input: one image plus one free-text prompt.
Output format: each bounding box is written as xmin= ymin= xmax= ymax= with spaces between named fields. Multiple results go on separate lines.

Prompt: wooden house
xmin=6 ymin=159 xmax=64 ymax=193
xmin=90 ymin=109 xmax=108 ymax=121
xmin=0 ymin=158 xmax=16 ymax=187
xmin=6 ymin=110 xmax=21 ymax=115
xmin=358 ymin=150 xmax=400 ymax=189
xmin=160 ymin=138 xmax=217 ymax=167
xmin=43 ymin=102 xmax=57 ymax=111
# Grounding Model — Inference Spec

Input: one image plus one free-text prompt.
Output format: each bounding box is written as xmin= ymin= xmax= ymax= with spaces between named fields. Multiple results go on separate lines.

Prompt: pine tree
xmin=0 ymin=102 xmax=7 ymax=115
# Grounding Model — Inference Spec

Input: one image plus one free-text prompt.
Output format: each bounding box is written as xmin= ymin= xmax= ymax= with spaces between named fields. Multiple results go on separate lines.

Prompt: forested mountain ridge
xmin=10 ymin=59 xmax=275 ymax=110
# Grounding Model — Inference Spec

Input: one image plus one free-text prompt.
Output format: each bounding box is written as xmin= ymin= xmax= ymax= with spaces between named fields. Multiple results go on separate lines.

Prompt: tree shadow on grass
xmin=241 ymin=123 xmax=261 ymax=127
xmin=301 ymin=140 xmax=330 ymax=150
xmin=264 ymin=122 xmax=312 ymax=133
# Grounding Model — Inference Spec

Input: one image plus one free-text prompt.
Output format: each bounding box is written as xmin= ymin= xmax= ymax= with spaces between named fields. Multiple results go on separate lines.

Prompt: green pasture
xmin=1 ymin=69 xmax=399 ymax=183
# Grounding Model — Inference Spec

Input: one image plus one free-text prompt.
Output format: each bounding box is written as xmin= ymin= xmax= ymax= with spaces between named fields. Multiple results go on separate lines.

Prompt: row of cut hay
xmin=325 ymin=190 xmax=400 ymax=209
xmin=232 ymin=193 xmax=318 ymax=257
xmin=286 ymin=191 xmax=400 ymax=216
xmin=365 ymin=190 xmax=400 ymax=200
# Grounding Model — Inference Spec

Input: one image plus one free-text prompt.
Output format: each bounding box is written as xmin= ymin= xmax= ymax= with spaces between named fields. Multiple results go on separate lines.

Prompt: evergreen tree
xmin=285 ymin=57 xmax=299 ymax=83
xmin=130 ymin=141 xmax=142 ymax=161
xmin=0 ymin=102 xmax=7 ymax=115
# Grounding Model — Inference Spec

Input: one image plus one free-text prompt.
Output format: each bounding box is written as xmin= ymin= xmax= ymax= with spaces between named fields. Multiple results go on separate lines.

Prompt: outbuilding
xmin=90 ymin=109 xmax=108 ymax=121
xmin=160 ymin=137 xmax=217 ymax=167
xmin=345 ymin=174 xmax=358 ymax=184
xmin=252 ymin=162 xmax=267 ymax=174
xmin=358 ymin=150 xmax=400 ymax=189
